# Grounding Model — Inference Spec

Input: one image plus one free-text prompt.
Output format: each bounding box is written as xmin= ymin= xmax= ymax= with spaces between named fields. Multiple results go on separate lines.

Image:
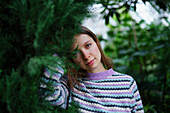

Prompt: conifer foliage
xmin=0 ymin=0 xmax=93 ymax=112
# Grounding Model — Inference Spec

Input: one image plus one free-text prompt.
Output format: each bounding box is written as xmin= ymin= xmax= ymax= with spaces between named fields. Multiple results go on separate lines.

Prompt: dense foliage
xmin=0 ymin=0 xmax=93 ymax=112
xmin=103 ymin=13 xmax=170 ymax=112
xmin=96 ymin=0 xmax=169 ymax=24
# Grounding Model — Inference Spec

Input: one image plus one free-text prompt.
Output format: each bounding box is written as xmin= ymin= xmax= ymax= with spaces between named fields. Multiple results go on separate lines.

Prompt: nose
xmin=81 ymin=50 xmax=90 ymax=60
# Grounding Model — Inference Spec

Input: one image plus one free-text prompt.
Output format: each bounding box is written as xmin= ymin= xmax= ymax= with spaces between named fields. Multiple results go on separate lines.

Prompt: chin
xmin=87 ymin=65 xmax=99 ymax=71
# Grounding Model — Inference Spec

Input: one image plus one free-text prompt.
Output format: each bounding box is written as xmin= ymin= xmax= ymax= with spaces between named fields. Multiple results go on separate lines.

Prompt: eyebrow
xmin=83 ymin=40 xmax=91 ymax=47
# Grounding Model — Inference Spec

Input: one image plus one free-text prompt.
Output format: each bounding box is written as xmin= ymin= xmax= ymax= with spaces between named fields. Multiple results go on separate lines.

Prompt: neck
xmin=86 ymin=68 xmax=115 ymax=80
xmin=87 ymin=63 xmax=107 ymax=73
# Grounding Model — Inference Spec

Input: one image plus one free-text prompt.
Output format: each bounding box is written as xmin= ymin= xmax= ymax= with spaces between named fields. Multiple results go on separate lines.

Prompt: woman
xmin=42 ymin=26 xmax=144 ymax=113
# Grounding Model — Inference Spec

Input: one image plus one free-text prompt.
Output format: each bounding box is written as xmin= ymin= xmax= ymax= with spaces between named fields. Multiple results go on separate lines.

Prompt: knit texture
xmin=42 ymin=68 xmax=144 ymax=113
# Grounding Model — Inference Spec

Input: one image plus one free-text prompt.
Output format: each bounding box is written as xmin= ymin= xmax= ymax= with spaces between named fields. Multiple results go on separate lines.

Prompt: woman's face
xmin=72 ymin=34 xmax=105 ymax=73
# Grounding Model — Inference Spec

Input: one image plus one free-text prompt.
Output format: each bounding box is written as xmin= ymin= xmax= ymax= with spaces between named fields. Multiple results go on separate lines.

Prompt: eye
xmin=85 ymin=43 xmax=91 ymax=49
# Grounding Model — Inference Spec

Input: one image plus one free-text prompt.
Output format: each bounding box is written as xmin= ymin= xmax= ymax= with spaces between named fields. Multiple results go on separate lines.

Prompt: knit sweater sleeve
xmin=130 ymin=78 xmax=144 ymax=113
xmin=40 ymin=66 xmax=70 ymax=109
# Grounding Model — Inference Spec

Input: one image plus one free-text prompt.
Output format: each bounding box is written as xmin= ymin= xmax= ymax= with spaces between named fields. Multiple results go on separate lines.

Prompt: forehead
xmin=73 ymin=34 xmax=94 ymax=46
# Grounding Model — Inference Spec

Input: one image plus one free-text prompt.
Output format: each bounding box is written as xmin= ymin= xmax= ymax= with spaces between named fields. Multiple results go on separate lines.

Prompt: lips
xmin=87 ymin=59 xmax=95 ymax=66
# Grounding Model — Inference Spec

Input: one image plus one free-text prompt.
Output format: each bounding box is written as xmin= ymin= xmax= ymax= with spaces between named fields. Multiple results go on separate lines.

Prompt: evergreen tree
xmin=0 ymin=0 xmax=94 ymax=112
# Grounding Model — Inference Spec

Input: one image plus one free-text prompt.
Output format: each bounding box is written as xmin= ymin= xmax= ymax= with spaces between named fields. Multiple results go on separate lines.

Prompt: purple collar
xmin=86 ymin=68 xmax=115 ymax=80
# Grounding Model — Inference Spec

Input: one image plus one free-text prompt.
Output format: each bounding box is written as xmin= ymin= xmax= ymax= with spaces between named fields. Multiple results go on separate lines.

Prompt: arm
xmin=130 ymin=79 xmax=144 ymax=113
xmin=40 ymin=65 xmax=70 ymax=109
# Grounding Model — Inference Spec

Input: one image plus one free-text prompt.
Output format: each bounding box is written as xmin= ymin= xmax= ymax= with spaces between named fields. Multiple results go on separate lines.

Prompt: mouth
xmin=87 ymin=59 xmax=95 ymax=66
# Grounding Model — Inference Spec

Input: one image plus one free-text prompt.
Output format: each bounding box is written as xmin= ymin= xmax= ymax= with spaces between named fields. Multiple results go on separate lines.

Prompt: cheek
xmin=73 ymin=58 xmax=80 ymax=64
xmin=73 ymin=57 xmax=83 ymax=65
xmin=93 ymin=45 xmax=101 ymax=59
xmin=73 ymin=58 xmax=85 ymax=69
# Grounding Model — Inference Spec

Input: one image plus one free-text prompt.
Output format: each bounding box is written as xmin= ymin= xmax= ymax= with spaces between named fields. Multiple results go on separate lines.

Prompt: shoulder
xmin=110 ymin=71 xmax=139 ymax=93
xmin=111 ymin=70 xmax=135 ymax=82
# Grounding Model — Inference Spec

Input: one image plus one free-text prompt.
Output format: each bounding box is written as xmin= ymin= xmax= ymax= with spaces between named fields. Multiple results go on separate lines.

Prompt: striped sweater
xmin=42 ymin=67 xmax=144 ymax=113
